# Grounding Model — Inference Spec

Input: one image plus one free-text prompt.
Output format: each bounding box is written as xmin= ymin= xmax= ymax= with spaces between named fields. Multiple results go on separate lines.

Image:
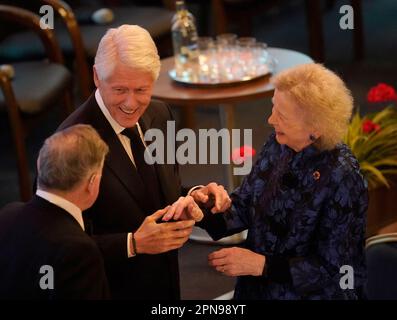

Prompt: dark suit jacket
xmin=0 ymin=196 xmax=109 ymax=299
xmin=57 ymin=94 xmax=183 ymax=299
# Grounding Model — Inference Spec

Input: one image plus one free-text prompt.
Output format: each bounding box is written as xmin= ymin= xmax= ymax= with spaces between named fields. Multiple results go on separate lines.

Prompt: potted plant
xmin=344 ymin=83 xmax=397 ymax=235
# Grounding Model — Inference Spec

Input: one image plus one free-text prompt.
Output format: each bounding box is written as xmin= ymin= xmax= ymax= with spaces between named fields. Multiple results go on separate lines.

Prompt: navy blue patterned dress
xmin=201 ymin=133 xmax=368 ymax=300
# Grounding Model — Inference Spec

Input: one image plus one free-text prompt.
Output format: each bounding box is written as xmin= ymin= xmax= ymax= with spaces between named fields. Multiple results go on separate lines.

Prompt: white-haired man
xmin=0 ymin=125 xmax=109 ymax=299
xmin=57 ymin=25 xmax=230 ymax=299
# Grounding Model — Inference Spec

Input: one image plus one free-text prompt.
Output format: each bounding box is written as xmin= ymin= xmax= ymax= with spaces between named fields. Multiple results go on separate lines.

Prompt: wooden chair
xmin=211 ymin=0 xmax=281 ymax=36
xmin=0 ymin=0 xmax=96 ymax=101
xmin=42 ymin=0 xmax=92 ymax=99
xmin=60 ymin=0 xmax=176 ymax=59
xmin=211 ymin=0 xmax=364 ymax=62
xmin=0 ymin=1 xmax=176 ymax=100
xmin=304 ymin=0 xmax=364 ymax=61
xmin=366 ymin=233 xmax=397 ymax=299
xmin=0 ymin=5 xmax=74 ymax=201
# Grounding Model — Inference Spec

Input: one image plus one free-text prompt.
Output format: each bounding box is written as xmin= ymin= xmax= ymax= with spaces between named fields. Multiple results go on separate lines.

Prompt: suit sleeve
xmin=266 ymin=171 xmax=368 ymax=298
xmin=54 ymin=241 xmax=110 ymax=299
xmin=163 ymin=101 xmax=189 ymax=196
xmin=91 ymin=233 xmax=130 ymax=264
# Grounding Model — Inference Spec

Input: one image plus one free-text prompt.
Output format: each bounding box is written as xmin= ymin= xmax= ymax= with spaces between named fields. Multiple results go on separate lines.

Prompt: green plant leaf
xmin=360 ymin=161 xmax=390 ymax=189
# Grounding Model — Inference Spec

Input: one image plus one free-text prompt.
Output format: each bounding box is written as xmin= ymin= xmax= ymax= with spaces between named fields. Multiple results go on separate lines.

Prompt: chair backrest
xmin=0 ymin=5 xmax=64 ymax=64
xmin=0 ymin=5 xmax=74 ymax=202
xmin=0 ymin=68 xmax=31 ymax=201
xmin=366 ymin=233 xmax=397 ymax=300
xmin=39 ymin=0 xmax=176 ymax=99
xmin=366 ymin=233 xmax=397 ymax=248
xmin=41 ymin=0 xmax=91 ymax=99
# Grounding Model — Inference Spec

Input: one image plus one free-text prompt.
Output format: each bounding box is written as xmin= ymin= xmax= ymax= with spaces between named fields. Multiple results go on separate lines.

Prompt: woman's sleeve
xmin=267 ymin=170 xmax=368 ymax=298
xmin=200 ymin=140 xmax=272 ymax=240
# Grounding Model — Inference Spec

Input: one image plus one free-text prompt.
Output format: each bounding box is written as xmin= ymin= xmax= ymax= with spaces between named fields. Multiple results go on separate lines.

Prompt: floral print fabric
xmin=222 ymin=133 xmax=368 ymax=299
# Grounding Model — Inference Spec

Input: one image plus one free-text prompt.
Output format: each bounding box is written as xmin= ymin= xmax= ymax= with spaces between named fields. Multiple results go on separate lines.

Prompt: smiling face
xmin=268 ymin=89 xmax=316 ymax=152
xmin=93 ymin=63 xmax=154 ymax=128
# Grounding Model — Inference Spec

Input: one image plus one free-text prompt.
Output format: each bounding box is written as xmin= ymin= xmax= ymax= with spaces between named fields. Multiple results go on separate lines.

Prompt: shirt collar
xmin=95 ymin=89 xmax=125 ymax=134
xmin=36 ymin=189 xmax=85 ymax=230
xmin=95 ymin=89 xmax=142 ymax=135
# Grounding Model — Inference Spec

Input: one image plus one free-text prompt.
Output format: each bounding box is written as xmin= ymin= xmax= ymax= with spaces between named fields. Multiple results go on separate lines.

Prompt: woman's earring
xmin=309 ymin=134 xmax=316 ymax=141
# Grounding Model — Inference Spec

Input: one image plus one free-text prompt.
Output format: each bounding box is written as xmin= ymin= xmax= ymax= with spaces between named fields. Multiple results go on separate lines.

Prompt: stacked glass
xmin=183 ymin=33 xmax=274 ymax=83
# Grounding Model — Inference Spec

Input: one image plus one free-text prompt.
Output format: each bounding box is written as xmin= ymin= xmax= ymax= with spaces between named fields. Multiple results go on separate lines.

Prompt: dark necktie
xmin=121 ymin=126 xmax=163 ymax=212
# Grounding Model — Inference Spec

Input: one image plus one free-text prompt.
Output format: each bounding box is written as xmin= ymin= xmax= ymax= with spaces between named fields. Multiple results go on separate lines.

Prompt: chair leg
xmin=0 ymin=72 xmax=32 ymax=201
xmin=62 ymin=89 xmax=75 ymax=119
xmin=13 ymin=126 xmax=32 ymax=202
xmin=352 ymin=0 xmax=364 ymax=60
xmin=212 ymin=0 xmax=228 ymax=34
xmin=325 ymin=0 xmax=336 ymax=10
xmin=239 ymin=12 xmax=253 ymax=36
xmin=305 ymin=0 xmax=325 ymax=62
xmin=156 ymin=33 xmax=173 ymax=59
xmin=74 ymin=58 xmax=92 ymax=100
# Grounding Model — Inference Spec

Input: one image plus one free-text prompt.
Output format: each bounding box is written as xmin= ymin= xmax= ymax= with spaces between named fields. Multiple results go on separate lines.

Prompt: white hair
xmin=94 ymin=24 xmax=160 ymax=81
xmin=271 ymin=63 xmax=353 ymax=150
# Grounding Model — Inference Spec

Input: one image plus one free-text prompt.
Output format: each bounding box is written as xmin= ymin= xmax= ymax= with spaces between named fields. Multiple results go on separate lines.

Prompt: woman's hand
xmin=208 ymin=247 xmax=266 ymax=277
xmin=162 ymin=196 xmax=204 ymax=222
xmin=191 ymin=182 xmax=231 ymax=213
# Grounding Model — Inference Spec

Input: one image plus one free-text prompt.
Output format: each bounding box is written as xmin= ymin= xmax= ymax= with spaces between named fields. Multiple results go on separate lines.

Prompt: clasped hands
xmin=163 ymin=182 xmax=232 ymax=222
xmin=133 ymin=183 xmax=231 ymax=255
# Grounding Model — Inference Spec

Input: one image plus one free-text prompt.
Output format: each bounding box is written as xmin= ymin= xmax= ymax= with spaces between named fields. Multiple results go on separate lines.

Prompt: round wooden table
xmin=153 ymin=48 xmax=313 ymax=244
xmin=153 ymin=47 xmax=313 ymax=130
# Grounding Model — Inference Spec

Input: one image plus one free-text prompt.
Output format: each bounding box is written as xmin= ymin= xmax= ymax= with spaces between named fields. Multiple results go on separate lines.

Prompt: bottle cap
xmin=91 ymin=8 xmax=114 ymax=25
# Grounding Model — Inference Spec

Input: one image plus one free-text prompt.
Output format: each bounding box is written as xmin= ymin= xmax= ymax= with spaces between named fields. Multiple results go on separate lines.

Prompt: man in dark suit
xmin=0 ymin=124 xmax=110 ymax=299
xmin=57 ymin=24 xmax=231 ymax=299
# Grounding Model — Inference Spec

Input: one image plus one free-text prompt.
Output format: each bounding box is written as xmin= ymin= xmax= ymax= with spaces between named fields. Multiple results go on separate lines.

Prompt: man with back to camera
xmin=57 ymin=24 xmax=232 ymax=299
xmin=0 ymin=124 xmax=110 ymax=299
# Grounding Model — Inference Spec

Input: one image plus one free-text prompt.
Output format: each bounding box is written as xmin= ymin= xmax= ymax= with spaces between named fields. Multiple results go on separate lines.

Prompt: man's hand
xmin=191 ymin=182 xmax=231 ymax=213
xmin=162 ymin=196 xmax=204 ymax=222
xmin=208 ymin=247 xmax=266 ymax=277
xmin=134 ymin=206 xmax=195 ymax=254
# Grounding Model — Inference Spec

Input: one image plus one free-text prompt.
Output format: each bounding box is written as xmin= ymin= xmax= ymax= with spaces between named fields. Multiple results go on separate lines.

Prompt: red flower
xmin=362 ymin=119 xmax=373 ymax=133
xmin=367 ymin=83 xmax=397 ymax=103
xmin=231 ymin=145 xmax=256 ymax=164
xmin=362 ymin=119 xmax=381 ymax=134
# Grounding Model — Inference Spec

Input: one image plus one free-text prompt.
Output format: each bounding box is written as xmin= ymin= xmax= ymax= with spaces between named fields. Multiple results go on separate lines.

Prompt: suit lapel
xmin=87 ymin=97 xmax=149 ymax=211
xmin=104 ymin=132 xmax=148 ymax=207
xmin=86 ymin=95 xmax=180 ymax=209
xmin=139 ymin=111 xmax=180 ymax=205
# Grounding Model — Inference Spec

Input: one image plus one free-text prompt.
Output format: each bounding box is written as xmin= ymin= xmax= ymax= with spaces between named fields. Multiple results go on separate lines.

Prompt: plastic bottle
xmin=171 ymin=0 xmax=199 ymax=81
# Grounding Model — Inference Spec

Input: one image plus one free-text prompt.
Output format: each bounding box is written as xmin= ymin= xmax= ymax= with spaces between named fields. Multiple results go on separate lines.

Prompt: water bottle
xmin=171 ymin=0 xmax=199 ymax=81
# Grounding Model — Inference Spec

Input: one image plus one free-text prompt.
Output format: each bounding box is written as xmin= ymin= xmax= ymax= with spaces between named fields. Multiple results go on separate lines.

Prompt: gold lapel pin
xmin=313 ymin=171 xmax=321 ymax=180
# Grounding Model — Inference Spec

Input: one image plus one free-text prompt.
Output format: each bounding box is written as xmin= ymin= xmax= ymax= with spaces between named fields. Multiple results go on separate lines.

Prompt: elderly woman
xmin=199 ymin=63 xmax=368 ymax=299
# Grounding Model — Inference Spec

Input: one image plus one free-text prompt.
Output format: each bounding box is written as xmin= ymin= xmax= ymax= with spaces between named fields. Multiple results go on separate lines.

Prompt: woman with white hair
xmin=202 ymin=63 xmax=368 ymax=299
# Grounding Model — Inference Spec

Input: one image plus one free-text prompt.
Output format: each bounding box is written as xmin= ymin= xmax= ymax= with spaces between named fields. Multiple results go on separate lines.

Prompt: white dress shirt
xmin=95 ymin=89 xmax=145 ymax=258
xmin=36 ymin=189 xmax=84 ymax=230
xmin=95 ymin=89 xmax=147 ymax=168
